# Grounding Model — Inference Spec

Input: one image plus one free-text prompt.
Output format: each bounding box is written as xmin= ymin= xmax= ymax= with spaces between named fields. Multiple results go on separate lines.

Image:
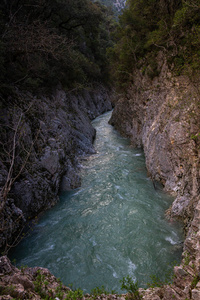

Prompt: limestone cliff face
xmin=109 ymin=54 xmax=200 ymax=224
xmin=109 ymin=54 xmax=200 ymax=299
xmin=0 ymin=86 xmax=112 ymax=250
xmin=113 ymin=0 xmax=126 ymax=11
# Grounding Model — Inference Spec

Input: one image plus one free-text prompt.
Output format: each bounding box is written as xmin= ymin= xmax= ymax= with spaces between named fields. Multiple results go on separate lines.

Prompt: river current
xmin=10 ymin=111 xmax=183 ymax=293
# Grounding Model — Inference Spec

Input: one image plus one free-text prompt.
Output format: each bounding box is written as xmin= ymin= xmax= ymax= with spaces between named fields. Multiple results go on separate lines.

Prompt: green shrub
xmin=120 ymin=276 xmax=142 ymax=300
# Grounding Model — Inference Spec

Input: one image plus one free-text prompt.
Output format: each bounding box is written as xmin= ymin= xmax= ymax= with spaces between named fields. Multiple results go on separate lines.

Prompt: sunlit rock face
xmin=113 ymin=0 xmax=126 ymax=11
xmin=95 ymin=0 xmax=126 ymax=14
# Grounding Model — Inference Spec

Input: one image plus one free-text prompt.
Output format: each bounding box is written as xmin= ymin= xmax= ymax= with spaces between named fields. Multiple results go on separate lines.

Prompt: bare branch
xmin=5 ymin=20 xmax=74 ymax=64
xmin=0 ymin=113 xmax=23 ymax=212
xmin=182 ymin=0 xmax=200 ymax=9
xmin=0 ymin=103 xmax=40 ymax=214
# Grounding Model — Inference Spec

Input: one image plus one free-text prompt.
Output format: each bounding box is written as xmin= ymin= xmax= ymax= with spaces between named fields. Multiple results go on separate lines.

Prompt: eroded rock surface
xmin=1 ymin=254 xmax=200 ymax=299
xmin=110 ymin=54 xmax=200 ymax=219
xmin=0 ymin=86 xmax=112 ymax=251
xmin=0 ymin=256 xmax=128 ymax=300
xmin=109 ymin=53 xmax=200 ymax=299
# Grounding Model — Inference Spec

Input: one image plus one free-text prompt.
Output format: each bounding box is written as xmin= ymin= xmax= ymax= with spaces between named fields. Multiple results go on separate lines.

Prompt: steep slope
xmin=0 ymin=86 xmax=112 ymax=252
xmin=110 ymin=54 xmax=200 ymax=221
xmin=108 ymin=0 xmax=200 ymax=295
xmin=109 ymin=54 xmax=200 ymax=299
xmin=0 ymin=0 xmax=115 ymax=252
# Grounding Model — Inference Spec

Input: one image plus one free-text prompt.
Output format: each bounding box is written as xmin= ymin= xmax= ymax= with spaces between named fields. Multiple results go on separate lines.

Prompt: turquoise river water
xmin=10 ymin=111 xmax=183 ymax=293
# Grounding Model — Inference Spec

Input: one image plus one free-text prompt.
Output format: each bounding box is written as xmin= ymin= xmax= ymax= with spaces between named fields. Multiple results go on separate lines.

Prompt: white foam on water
xmin=96 ymin=254 xmax=102 ymax=262
xmin=128 ymin=209 xmax=138 ymax=215
xmin=128 ymin=259 xmax=137 ymax=280
xmin=165 ymin=237 xmax=178 ymax=245
xmin=113 ymin=271 xmax=118 ymax=278
xmin=89 ymin=237 xmax=97 ymax=246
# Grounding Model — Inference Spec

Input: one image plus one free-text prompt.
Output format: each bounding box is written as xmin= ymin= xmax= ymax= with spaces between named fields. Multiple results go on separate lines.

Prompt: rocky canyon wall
xmin=0 ymin=86 xmax=112 ymax=251
xmin=109 ymin=53 xmax=200 ymax=299
xmin=109 ymin=54 xmax=200 ymax=225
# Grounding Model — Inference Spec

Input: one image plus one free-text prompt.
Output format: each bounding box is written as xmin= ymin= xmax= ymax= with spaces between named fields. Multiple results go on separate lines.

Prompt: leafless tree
xmin=0 ymin=103 xmax=40 ymax=253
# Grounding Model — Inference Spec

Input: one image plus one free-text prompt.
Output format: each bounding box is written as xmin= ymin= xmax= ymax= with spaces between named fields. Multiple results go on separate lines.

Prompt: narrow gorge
xmin=9 ymin=111 xmax=183 ymax=293
xmin=0 ymin=86 xmax=112 ymax=250
xmin=0 ymin=0 xmax=200 ymax=299
xmin=109 ymin=57 xmax=200 ymax=299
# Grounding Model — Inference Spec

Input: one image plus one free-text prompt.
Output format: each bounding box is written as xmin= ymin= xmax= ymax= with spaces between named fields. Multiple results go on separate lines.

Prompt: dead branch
xmin=182 ymin=0 xmax=200 ymax=9
xmin=5 ymin=20 xmax=74 ymax=63
xmin=0 ymin=113 xmax=22 ymax=213
xmin=0 ymin=104 xmax=40 ymax=214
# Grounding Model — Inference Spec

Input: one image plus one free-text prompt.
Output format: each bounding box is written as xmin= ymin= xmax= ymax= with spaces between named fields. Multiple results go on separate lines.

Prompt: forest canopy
xmin=108 ymin=0 xmax=200 ymax=88
xmin=1 ymin=0 xmax=200 ymax=94
xmin=0 ymin=0 xmax=116 ymax=93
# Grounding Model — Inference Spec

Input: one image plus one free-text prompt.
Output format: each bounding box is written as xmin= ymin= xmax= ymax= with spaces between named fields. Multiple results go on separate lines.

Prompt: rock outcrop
xmin=109 ymin=53 xmax=200 ymax=222
xmin=0 ymin=85 xmax=112 ymax=251
xmin=0 ymin=255 xmax=73 ymax=299
xmin=1 ymin=53 xmax=200 ymax=299
xmin=0 ymin=256 xmax=129 ymax=300
xmin=109 ymin=53 xmax=200 ymax=299
xmin=113 ymin=0 xmax=126 ymax=11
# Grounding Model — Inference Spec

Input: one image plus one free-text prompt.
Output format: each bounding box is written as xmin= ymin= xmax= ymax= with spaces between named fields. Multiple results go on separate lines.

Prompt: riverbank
xmin=9 ymin=111 xmax=183 ymax=293
xmin=0 ymin=85 xmax=112 ymax=253
xmin=0 ymin=71 xmax=199 ymax=298
xmin=109 ymin=54 xmax=200 ymax=299
xmin=1 ymin=89 xmax=199 ymax=299
xmin=1 ymin=256 xmax=127 ymax=300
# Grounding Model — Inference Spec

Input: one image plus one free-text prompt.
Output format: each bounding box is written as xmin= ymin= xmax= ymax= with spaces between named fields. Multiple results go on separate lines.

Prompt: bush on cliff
xmin=108 ymin=0 xmax=200 ymax=89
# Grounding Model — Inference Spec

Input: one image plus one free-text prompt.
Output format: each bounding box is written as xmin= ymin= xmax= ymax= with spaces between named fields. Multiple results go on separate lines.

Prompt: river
xmin=10 ymin=111 xmax=183 ymax=293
